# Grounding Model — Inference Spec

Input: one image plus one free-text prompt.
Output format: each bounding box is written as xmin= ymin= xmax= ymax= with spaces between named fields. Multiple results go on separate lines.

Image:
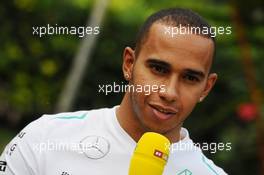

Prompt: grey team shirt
xmin=0 ymin=106 xmax=228 ymax=175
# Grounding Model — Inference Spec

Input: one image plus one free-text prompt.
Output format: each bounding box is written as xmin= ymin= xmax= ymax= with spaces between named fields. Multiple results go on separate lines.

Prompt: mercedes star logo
xmin=79 ymin=135 xmax=110 ymax=159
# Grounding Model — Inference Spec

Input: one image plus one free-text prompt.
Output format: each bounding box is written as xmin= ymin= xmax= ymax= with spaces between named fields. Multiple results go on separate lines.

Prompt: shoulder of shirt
xmin=179 ymin=145 xmax=228 ymax=175
xmin=37 ymin=107 xmax=112 ymax=124
xmin=191 ymin=148 xmax=228 ymax=174
xmin=20 ymin=107 xmax=114 ymax=141
xmin=0 ymin=107 xmax=115 ymax=174
xmin=190 ymin=142 xmax=227 ymax=174
xmin=169 ymin=129 xmax=228 ymax=174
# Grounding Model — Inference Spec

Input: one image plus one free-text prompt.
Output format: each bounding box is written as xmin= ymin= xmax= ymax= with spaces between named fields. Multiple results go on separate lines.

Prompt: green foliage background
xmin=0 ymin=0 xmax=263 ymax=174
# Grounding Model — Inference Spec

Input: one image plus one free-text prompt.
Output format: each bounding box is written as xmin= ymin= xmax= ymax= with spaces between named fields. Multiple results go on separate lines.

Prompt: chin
xmin=140 ymin=118 xmax=177 ymax=134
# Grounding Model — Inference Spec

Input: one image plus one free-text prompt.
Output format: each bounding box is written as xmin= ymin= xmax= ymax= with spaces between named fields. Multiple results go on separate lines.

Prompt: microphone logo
xmin=154 ymin=149 xmax=168 ymax=161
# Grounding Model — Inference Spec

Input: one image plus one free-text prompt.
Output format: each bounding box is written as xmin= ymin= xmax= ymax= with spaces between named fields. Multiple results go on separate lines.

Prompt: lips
xmin=149 ymin=103 xmax=178 ymax=120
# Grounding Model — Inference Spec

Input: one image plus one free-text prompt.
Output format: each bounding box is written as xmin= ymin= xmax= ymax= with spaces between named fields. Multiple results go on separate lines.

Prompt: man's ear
xmin=199 ymin=73 xmax=218 ymax=102
xmin=122 ymin=47 xmax=135 ymax=81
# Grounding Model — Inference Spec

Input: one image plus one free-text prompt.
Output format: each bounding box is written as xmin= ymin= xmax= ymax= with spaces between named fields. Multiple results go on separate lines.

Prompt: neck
xmin=116 ymin=93 xmax=145 ymax=142
xmin=116 ymin=92 xmax=182 ymax=143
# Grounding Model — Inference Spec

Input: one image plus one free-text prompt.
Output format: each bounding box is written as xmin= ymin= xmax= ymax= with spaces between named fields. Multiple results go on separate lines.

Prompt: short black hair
xmin=134 ymin=8 xmax=216 ymax=57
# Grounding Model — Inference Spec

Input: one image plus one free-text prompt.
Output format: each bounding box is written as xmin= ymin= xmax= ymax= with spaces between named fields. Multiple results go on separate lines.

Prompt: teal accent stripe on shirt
xmin=56 ymin=113 xmax=87 ymax=119
xmin=202 ymin=156 xmax=219 ymax=175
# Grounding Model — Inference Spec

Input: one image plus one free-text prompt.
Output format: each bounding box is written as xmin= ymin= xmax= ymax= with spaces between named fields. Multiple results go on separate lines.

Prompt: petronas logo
xmin=177 ymin=169 xmax=192 ymax=175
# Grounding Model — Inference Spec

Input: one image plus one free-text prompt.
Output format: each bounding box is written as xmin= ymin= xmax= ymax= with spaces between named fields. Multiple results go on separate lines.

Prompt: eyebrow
xmin=184 ymin=69 xmax=205 ymax=79
xmin=146 ymin=58 xmax=171 ymax=69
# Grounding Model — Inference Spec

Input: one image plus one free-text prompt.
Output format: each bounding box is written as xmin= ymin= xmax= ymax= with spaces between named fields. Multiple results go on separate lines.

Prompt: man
xmin=0 ymin=8 xmax=228 ymax=174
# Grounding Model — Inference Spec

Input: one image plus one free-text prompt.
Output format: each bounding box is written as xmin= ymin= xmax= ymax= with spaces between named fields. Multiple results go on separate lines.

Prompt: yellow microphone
xmin=128 ymin=132 xmax=171 ymax=175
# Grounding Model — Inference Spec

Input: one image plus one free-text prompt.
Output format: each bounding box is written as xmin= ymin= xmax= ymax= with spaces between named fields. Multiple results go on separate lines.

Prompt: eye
xmin=149 ymin=64 xmax=169 ymax=75
xmin=183 ymin=74 xmax=200 ymax=83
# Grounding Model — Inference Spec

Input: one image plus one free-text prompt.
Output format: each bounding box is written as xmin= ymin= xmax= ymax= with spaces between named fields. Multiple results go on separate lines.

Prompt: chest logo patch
xmin=79 ymin=135 xmax=110 ymax=159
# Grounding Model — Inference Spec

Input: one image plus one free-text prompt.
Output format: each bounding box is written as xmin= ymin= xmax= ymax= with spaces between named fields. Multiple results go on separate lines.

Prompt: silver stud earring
xmin=124 ymin=73 xmax=130 ymax=80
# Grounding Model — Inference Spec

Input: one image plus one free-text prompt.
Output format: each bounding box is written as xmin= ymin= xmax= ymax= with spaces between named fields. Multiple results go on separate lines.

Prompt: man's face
xmin=123 ymin=23 xmax=217 ymax=134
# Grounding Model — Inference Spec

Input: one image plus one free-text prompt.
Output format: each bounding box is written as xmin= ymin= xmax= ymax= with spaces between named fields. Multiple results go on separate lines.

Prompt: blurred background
xmin=0 ymin=0 xmax=263 ymax=174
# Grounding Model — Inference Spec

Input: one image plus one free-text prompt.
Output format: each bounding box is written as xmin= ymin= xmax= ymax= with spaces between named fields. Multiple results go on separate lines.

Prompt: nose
xmin=158 ymin=77 xmax=179 ymax=103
